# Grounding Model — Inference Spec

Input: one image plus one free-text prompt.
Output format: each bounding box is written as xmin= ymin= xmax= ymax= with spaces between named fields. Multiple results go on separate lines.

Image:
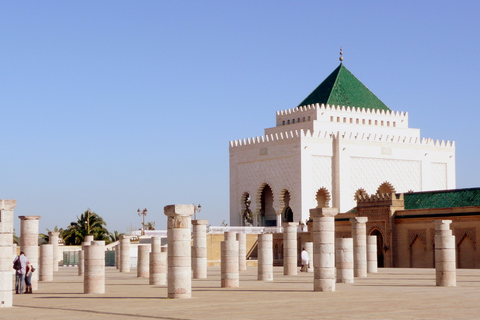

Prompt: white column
xmin=435 ymin=220 xmax=456 ymax=287
xmin=335 ymin=238 xmax=354 ymax=283
xmin=39 ymin=244 xmax=54 ymax=281
xmin=120 ymin=235 xmax=131 ymax=273
xmin=149 ymin=237 xmax=166 ymax=285
xmin=257 ymin=233 xmax=273 ymax=281
xmin=165 ymin=204 xmax=194 ymax=299
xmin=221 ymin=232 xmax=239 ymax=288
xmin=236 ymin=232 xmax=247 ymax=272
xmin=0 ymin=200 xmax=16 ymax=308
xmin=137 ymin=244 xmax=150 ymax=278
xmin=350 ymin=217 xmax=368 ymax=278
xmin=19 ymin=216 xmax=41 ymax=291
xmin=192 ymin=220 xmax=208 ymax=279
xmin=79 ymin=237 xmax=93 ymax=276
xmin=282 ymin=222 xmax=298 ymax=275
xmin=48 ymin=231 xmax=60 ymax=272
xmin=311 ymin=207 xmax=338 ymax=292
xmin=367 ymin=235 xmax=378 ymax=273
xmin=84 ymin=241 xmax=105 ymax=294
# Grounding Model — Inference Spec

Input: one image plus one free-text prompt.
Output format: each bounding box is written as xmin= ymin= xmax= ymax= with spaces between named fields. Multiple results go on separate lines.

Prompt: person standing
xmin=301 ymin=247 xmax=309 ymax=273
xmin=24 ymin=262 xmax=34 ymax=293
xmin=13 ymin=252 xmax=29 ymax=294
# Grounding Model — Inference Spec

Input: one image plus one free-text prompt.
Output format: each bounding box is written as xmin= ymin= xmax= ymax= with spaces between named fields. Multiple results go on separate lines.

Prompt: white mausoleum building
xmin=229 ymin=62 xmax=455 ymax=226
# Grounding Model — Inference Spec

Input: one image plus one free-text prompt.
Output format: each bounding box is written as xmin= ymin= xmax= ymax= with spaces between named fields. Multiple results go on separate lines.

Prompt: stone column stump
xmin=84 ymin=241 xmax=105 ymax=294
xmin=310 ymin=208 xmax=338 ymax=292
xmin=350 ymin=217 xmax=368 ymax=278
xmin=137 ymin=244 xmax=150 ymax=278
xmin=257 ymin=233 xmax=273 ymax=281
xmin=236 ymin=232 xmax=247 ymax=272
xmin=0 ymin=200 xmax=16 ymax=308
xmin=221 ymin=232 xmax=239 ymax=288
xmin=120 ymin=235 xmax=131 ymax=273
xmin=39 ymin=244 xmax=54 ymax=281
xmin=19 ymin=216 xmax=41 ymax=291
xmin=283 ymin=222 xmax=298 ymax=276
xmin=435 ymin=220 xmax=456 ymax=287
xmin=367 ymin=235 xmax=378 ymax=273
xmin=48 ymin=231 xmax=60 ymax=271
xmin=192 ymin=220 xmax=208 ymax=279
xmin=150 ymin=237 xmax=166 ymax=285
xmin=335 ymin=238 xmax=354 ymax=283
xmin=165 ymin=204 xmax=194 ymax=299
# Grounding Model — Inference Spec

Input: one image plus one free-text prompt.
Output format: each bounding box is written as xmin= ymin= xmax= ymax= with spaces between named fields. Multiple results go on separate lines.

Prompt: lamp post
xmin=194 ymin=204 xmax=201 ymax=221
xmin=137 ymin=208 xmax=148 ymax=236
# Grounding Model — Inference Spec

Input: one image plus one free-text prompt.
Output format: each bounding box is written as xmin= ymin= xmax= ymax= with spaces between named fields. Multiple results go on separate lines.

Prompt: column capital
xmin=309 ymin=207 xmax=338 ymax=218
xmin=164 ymin=204 xmax=194 ymax=217
xmin=192 ymin=219 xmax=208 ymax=226
xmin=350 ymin=216 xmax=368 ymax=224
xmin=19 ymin=215 xmax=41 ymax=221
xmin=0 ymin=199 xmax=17 ymax=210
xmin=282 ymin=222 xmax=299 ymax=227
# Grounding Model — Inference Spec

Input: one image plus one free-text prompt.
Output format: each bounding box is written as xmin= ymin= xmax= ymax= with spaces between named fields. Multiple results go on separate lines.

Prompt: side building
xmin=229 ymin=62 xmax=455 ymax=226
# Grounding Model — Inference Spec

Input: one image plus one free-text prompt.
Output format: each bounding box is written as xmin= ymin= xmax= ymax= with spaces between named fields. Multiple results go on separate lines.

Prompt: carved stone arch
xmin=279 ymin=189 xmax=293 ymax=223
xmin=256 ymin=182 xmax=276 ymax=226
xmin=354 ymin=188 xmax=368 ymax=201
xmin=376 ymin=182 xmax=396 ymax=195
xmin=315 ymin=187 xmax=331 ymax=208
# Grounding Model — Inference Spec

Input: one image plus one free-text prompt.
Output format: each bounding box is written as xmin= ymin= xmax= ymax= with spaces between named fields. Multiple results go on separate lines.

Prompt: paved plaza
xmin=3 ymin=266 xmax=479 ymax=319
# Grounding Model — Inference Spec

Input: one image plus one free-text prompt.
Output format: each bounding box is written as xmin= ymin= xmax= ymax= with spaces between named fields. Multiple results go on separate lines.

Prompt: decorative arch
xmin=240 ymin=192 xmax=253 ymax=226
xmin=369 ymin=227 xmax=385 ymax=268
xmin=354 ymin=188 xmax=368 ymax=201
xmin=376 ymin=182 xmax=396 ymax=195
xmin=315 ymin=187 xmax=331 ymax=208
xmin=256 ymin=183 xmax=276 ymax=226
xmin=279 ymin=189 xmax=293 ymax=223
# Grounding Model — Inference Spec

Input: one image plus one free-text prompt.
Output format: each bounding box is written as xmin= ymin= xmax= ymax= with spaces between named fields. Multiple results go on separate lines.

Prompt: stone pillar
xmin=236 ymin=232 xmax=247 ymax=272
xmin=48 ymin=231 xmax=60 ymax=272
xmin=84 ymin=241 xmax=105 ymax=294
xmin=39 ymin=244 xmax=54 ymax=281
xmin=78 ymin=236 xmax=93 ymax=276
xmin=137 ymin=244 xmax=150 ymax=278
xmin=350 ymin=217 xmax=368 ymax=278
xmin=19 ymin=215 xmax=41 ymax=291
xmin=282 ymin=222 xmax=298 ymax=275
xmin=310 ymin=208 xmax=338 ymax=292
xmin=192 ymin=219 xmax=208 ymax=279
xmin=120 ymin=235 xmax=131 ymax=273
xmin=257 ymin=233 xmax=273 ymax=281
xmin=149 ymin=237 xmax=166 ymax=285
xmin=0 ymin=200 xmax=16 ymax=308
xmin=221 ymin=232 xmax=239 ymax=288
xmin=367 ymin=235 xmax=378 ymax=273
xmin=335 ymin=238 xmax=354 ymax=283
xmin=435 ymin=220 xmax=456 ymax=287
xmin=115 ymin=243 xmax=120 ymax=269
xmin=304 ymin=241 xmax=313 ymax=270
xmin=165 ymin=204 xmax=194 ymax=299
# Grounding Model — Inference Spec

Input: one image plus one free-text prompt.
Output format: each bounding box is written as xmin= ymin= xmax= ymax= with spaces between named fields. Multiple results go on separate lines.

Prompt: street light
xmin=137 ymin=208 xmax=148 ymax=236
xmin=194 ymin=204 xmax=201 ymax=221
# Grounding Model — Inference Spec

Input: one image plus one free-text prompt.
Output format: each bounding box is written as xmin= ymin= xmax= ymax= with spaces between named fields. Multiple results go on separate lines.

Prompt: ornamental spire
xmin=339 ymin=46 xmax=344 ymax=63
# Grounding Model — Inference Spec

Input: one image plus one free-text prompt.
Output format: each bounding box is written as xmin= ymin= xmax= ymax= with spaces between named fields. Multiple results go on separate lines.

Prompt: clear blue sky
xmin=2 ymin=1 xmax=479 ymax=235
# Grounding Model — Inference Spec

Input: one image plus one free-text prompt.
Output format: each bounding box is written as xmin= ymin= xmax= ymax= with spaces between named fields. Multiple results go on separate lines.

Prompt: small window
xmin=375 ymin=120 xmax=378 ymax=125
xmin=330 ymin=116 xmax=333 ymax=122
xmin=282 ymin=120 xmax=285 ymax=125
xmin=387 ymin=121 xmax=390 ymax=126
xmin=298 ymin=118 xmax=300 ymax=122
xmin=288 ymin=120 xmax=290 ymax=124
xmin=381 ymin=121 xmax=384 ymax=126
xmin=368 ymin=120 xmax=372 ymax=125
xmin=337 ymin=117 xmax=340 ymax=122
xmin=362 ymin=119 xmax=365 ymax=124
xmin=308 ymin=116 xmax=311 ymax=121
xmin=356 ymin=119 xmax=359 ymax=124
xmin=303 ymin=117 xmax=305 ymax=122
xmin=293 ymin=119 xmax=295 ymax=124
xmin=393 ymin=122 xmax=396 ymax=127
xmin=343 ymin=117 xmax=346 ymax=123
xmin=350 ymin=118 xmax=353 ymax=123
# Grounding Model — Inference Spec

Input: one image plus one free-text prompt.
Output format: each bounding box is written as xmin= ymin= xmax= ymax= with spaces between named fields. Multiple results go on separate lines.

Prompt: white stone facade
xmin=230 ymin=104 xmax=455 ymax=226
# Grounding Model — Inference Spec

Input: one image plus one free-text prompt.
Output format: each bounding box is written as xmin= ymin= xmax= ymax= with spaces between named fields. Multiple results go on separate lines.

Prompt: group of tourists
xmin=13 ymin=252 xmax=34 ymax=294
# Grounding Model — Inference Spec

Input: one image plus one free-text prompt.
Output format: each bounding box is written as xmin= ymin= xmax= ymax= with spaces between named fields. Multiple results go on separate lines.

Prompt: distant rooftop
xmin=404 ymin=188 xmax=480 ymax=210
xmin=298 ymin=63 xmax=390 ymax=112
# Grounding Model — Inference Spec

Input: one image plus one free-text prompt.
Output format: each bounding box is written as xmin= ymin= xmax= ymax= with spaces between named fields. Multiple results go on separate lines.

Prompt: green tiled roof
xmin=404 ymin=188 xmax=480 ymax=210
xmin=298 ymin=64 xmax=390 ymax=111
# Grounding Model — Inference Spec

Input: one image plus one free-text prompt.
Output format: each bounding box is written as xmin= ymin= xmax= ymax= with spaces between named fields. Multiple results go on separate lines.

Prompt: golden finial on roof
xmin=339 ymin=46 xmax=344 ymax=63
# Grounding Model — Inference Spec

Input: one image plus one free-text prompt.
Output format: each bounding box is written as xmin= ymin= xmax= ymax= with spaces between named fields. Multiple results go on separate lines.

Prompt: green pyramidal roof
xmin=298 ymin=64 xmax=390 ymax=111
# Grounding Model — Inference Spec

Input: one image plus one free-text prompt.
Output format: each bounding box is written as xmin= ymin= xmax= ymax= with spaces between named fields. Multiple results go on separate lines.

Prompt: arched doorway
xmin=282 ymin=190 xmax=293 ymax=222
xmin=458 ymin=235 xmax=475 ymax=269
xmin=260 ymin=184 xmax=276 ymax=226
xmin=410 ymin=236 xmax=427 ymax=268
xmin=370 ymin=229 xmax=384 ymax=267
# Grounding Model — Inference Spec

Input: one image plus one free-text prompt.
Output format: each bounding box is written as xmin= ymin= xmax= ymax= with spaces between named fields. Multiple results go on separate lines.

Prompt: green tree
xmin=108 ymin=230 xmax=124 ymax=243
xmin=144 ymin=221 xmax=155 ymax=230
xmin=62 ymin=209 xmax=109 ymax=245
xmin=39 ymin=226 xmax=64 ymax=245
xmin=13 ymin=229 xmax=19 ymax=245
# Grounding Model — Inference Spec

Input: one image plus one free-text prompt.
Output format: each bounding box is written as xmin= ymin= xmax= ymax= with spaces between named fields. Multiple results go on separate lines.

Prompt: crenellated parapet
xmin=356 ymin=193 xmax=405 ymax=208
xmin=277 ymin=103 xmax=407 ymax=117
xmin=229 ymin=128 xmax=455 ymax=149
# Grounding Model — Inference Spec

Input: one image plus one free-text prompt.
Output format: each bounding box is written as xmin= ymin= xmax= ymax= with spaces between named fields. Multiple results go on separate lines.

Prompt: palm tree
xmin=39 ymin=226 xmax=64 ymax=245
xmin=62 ymin=209 xmax=109 ymax=245
xmin=13 ymin=229 xmax=19 ymax=245
xmin=108 ymin=230 xmax=124 ymax=243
